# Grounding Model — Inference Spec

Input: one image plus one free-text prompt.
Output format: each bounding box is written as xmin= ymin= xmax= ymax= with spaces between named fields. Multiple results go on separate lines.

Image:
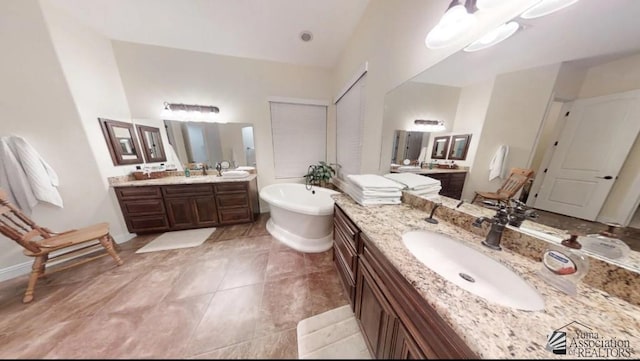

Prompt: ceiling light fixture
xmin=414 ymin=119 xmax=446 ymax=132
xmin=475 ymin=0 xmax=503 ymax=10
xmin=463 ymin=21 xmax=520 ymax=52
xmin=520 ymin=0 xmax=579 ymax=19
xmin=425 ymin=0 xmax=478 ymax=49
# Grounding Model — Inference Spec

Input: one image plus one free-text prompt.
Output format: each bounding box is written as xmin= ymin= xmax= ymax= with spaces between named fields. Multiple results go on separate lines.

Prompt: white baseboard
xmin=0 ymin=261 xmax=32 ymax=283
xmin=0 ymin=232 xmax=136 ymax=283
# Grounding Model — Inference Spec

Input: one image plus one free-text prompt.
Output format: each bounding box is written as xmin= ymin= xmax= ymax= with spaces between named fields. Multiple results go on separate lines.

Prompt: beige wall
xmin=381 ymin=81 xmax=461 ymax=170
xmin=425 ymin=79 xmax=496 ymax=175
xmin=0 ymin=0 xmax=130 ymax=278
xmin=578 ymin=54 xmax=640 ymax=225
xmin=464 ymin=64 xmax=560 ymax=202
xmin=111 ymin=41 xmax=334 ymax=211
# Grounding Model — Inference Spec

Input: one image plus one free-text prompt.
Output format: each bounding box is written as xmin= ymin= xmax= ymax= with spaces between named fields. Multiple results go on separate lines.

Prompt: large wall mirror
xmin=98 ymin=118 xmax=144 ymax=166
xmin=164 ymin=120 xmax=256 ymax=169
xmin=136 ymin=125 xmax=167 ymax=163
xmin=382 ymin=0 xmax=640 ymax=262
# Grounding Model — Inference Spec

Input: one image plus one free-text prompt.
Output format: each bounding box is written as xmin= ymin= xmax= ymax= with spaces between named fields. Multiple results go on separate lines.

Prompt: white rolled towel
xmin=221 ymin=170 xmax=250 ymax=179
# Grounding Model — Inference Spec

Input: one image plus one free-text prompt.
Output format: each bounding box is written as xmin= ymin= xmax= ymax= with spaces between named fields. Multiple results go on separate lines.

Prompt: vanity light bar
xmin=164 ymin=102 xmax=220 ymax=114
xmin=414 ymin=119 xmax=443 ymax=126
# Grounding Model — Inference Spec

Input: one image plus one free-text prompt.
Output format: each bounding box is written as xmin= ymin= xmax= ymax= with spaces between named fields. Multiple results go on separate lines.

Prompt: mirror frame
xmin=448 ymin=133 xmax=472 ymax=160
xmin=431 ymin=135 xmax=450 ymax=160
xmin=98 ymin=118 xmax=144 ymax=166
xmin=136 ymin=124 xmax=167 ymax=163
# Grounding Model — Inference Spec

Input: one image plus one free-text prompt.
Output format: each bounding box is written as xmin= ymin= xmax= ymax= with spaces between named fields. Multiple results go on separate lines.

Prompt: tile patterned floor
xmin=0 ymin=213 xmax=349 ymax=359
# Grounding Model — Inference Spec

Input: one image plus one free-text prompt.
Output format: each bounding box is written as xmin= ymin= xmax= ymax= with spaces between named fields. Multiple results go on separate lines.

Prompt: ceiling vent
xmin=300 ymin=31 xmax=313 ymax=42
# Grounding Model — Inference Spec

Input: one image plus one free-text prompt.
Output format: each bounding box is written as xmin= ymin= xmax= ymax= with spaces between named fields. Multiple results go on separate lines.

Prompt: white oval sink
xmin=402 ymin=230 xmax=544 ymax=311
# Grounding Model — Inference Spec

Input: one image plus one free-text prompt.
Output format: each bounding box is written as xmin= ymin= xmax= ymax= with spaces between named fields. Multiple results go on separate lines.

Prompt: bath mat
xmin=297 ymin=304 xmax=371 ymax=359
xmin=135 ymin=228 xmax=215 ymax=253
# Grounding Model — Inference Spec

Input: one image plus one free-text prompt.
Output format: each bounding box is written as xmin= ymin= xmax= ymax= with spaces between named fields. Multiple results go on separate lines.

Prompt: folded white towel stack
xmin=383 ymin=172 xmax=442 ymax=199
xmin=221 ymin=170 xmax=250 ymax=179
xmin=345 ymin=174 xmax=403 ymax=206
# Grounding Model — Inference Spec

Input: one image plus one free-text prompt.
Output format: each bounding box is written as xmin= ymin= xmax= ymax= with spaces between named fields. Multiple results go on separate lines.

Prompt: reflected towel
xmin=417 ymin=146 xmax=427 ymax=164
xmin=384 ymin=172 xmax=441 ymax=190
xmin=489 ymin=145 xmax=509 ymax=181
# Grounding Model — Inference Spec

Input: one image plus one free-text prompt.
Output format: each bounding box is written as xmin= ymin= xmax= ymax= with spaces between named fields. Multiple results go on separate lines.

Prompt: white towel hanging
xmin=0 ymin=137 xmax=38 ymax=213
xmin=7 ymin=136 xmax=63 ymax=208
xmin=489 ymin=145 xmax=509 ymax=181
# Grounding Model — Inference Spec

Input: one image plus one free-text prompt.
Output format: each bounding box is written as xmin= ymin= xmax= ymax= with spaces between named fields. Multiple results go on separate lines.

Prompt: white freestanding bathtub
xmin=259 ymin=183 xmax=340 ymax=253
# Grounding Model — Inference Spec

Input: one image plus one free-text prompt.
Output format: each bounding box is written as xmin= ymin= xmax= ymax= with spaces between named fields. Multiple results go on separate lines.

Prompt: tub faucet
xmin=472 ymin=206 xmax=510 ymax=251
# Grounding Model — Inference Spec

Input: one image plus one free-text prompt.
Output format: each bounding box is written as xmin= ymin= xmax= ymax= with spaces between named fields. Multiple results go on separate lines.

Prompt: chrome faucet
xmin=472 ymin=206 xmax=510 ymax=250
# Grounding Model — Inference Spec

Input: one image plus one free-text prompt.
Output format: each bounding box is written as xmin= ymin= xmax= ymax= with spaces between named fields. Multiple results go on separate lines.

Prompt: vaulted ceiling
xmin=47 ymin=0 xmax=371 ymax=68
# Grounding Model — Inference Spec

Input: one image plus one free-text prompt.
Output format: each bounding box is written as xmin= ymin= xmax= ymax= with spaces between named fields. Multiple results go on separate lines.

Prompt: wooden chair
xmin=471 ymin=168 xmax=535 ymax=206
xmin=0 ymin=189 xmax=123 ymax=303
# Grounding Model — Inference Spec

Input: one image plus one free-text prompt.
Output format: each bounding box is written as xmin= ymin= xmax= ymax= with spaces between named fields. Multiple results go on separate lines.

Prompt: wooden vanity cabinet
xmin=333 ymin=205 xmax=360 ymax=310
xmin=333 ymin=204 xmax=476 ymax=359
xmin=114 ymin=186 xmax=169 ymax=233
xmin=115 ymin=178 xmax=259 ymax=233
xmin=163 ymin=184 xmax=218 ymax=229
xmin=423 ymin=172 xmax=467 ymax=200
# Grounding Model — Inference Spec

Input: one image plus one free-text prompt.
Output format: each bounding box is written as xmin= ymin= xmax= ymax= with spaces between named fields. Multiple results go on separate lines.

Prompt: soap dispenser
xmin=537 ymin=233 xmax=589 ymax=296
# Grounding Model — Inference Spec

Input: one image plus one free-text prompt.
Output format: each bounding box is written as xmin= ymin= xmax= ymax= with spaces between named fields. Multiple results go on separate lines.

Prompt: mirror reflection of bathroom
xmin=384 ymin=16 xmax=640 ymax=253
xmin=163 ymin=120 xmax=256 ymax=170
xmin=391 ymin=130 xmax=430 ymax=165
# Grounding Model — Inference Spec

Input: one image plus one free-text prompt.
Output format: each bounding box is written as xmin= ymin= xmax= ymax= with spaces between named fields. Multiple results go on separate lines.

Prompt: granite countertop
xmin=110 ymin=174 xmax=257 ymax=187
xmin=438 ymin=195 xmax=640 ymax=273
xmin=390 ymin=167 xmax=468 ymax=174
xmin=332 ymin=193 xmax=640 ymax=359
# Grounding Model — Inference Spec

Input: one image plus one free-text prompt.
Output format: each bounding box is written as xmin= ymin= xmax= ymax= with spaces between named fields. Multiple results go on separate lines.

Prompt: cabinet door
xmin=165 ymin=198 xmax=195 ymax=229
xmin=392 ymin=322 xmax=425 ymax=360
xmin=356 ymin=258 xmax=397 ymax=359
xmin=193 ymin=196 xmax=218 ymax=226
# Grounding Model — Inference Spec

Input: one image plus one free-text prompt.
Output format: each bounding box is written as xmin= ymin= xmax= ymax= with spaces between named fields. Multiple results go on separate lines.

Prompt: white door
xmin=534 ymin=89 xmax=640 ymax=220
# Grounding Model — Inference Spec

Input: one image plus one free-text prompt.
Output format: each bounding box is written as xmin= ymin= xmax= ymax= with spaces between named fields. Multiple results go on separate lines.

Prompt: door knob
xmin=595 ymin=176 xmax=613 ymax=180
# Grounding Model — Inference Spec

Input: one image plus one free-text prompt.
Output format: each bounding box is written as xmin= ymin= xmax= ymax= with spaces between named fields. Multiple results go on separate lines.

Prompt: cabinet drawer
xmin=126 ymin=214 xmax=169 ymax=233
xmin=218 ymin=208 xmax=252 ymax=224
xmin=115 ymin=186 xmax=161 ymax=200
xmin=162 ymin=184 xmax=213 ymax=197
xmin=121 ymin=199 xmax=165 ymax=215
xmin=333 ymin=245 xmax=356 ymax=311
xmin=216 ymin=193 xmax=249 ymax=208
xmin=335 ymin=205 xmax=358 ymax=249
xmin=214 ymin=182 xmax=247 ymax=194
xmin=334 ymin=224 xmax=357 ymax=282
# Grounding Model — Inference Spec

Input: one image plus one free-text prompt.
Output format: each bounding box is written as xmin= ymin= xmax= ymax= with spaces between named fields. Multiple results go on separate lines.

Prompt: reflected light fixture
xmin=414 ymin=119 xmax=446 ymax=132
xmin=162 ymin=102 xmax=221 ymax=122
xmin=425 ymin=0 xmax=477 ymax=49
xmin=520 ymin=0 xmax=579 ymax=19
xmin=463 ymin=21 xmax=520 ymax=52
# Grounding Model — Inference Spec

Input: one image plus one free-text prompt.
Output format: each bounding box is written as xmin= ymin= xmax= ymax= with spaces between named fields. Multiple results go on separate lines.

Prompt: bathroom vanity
xmin=111 ymin=175 xmax=259 ymax=233
xmin=332 ymin=193 xmax=640 ymax=359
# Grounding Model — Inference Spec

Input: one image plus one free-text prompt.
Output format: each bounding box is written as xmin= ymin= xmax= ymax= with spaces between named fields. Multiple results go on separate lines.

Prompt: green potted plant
xmin=304 ymin=161 xmax=336 ymax=188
